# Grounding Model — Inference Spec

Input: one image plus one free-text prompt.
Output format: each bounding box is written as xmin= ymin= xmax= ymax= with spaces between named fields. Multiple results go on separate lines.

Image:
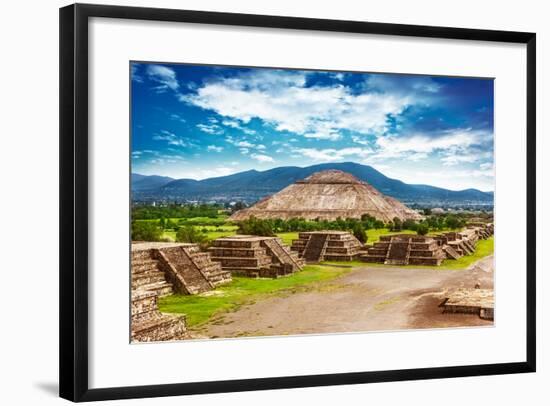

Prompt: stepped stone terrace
xmin=361 ymin=234 xmax=446 ymax=266
xmin=361 ymin=224 xmax=494 ymax=266
xmin=131 ymin=242 xmax=232 ymax=341
xmin=209 ymin=235 xmax=304 ymax=278
xmin=291 ymin=231 xmax=362 ymax=263
xmin=434 ymin=223 xmax=494 ymax=259
xmin=131 ymin=289 xmax=188 ymax=342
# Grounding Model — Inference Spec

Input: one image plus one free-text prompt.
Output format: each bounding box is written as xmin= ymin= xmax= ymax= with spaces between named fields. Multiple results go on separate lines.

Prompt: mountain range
xmin=131 ymin=162 xmax=493 ymax=206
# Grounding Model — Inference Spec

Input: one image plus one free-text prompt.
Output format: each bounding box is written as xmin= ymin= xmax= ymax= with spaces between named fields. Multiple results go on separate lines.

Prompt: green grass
xmin=276 ymin=232 xmax=299 ymax=246
xmin=158 ymin=264 xmax=350 ymax=327
xmin=366 ymin=228 xmax=415 ymax=243
xmin=439 ymin=236 xmax=494 ymax=270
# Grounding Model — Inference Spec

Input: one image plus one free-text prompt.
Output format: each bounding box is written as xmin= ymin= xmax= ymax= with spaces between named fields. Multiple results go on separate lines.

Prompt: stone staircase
xmin=131 ymin=249 xmax=174 ymax=297
xmin=261 ymin=238 xmax=304 ymax=274
xmin=157 ymin=245 xmax=232 ymax=294
xmin=182 ymin=245 xmax=232 ymax=288
xmin=132 ymin=243 xmax=232 ymax=296
xmin=303 ymin=233 xmax=328 ymax=263
xmin=384 ymin=238 xmax=411 ymax=265
xmin=444 ymin=245 xmax=462 ymax=260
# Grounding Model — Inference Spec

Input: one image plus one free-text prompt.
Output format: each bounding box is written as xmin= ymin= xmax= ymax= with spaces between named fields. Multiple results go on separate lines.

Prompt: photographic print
xmin=130 ymin=62 xmax=495 ymax=343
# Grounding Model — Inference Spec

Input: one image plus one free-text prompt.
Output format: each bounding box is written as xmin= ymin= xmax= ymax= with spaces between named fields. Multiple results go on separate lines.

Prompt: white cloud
xmin=250 ymin=153 xmax=274 ymax=163
xmin=441 ymin=154 xmax=479 ymax=166
xmin=225 ymin=135 xmax=267 ymax=153
xmin=196 ymin=123 xmax=223 ymax=135
xmin=374 ymin=129 xmax=492 ymax=162
xmin=206 ymin=145 xmax=223 ymax=152
xmin=180 ymin=70 xmax=412 ymax=140
xmin=351 ymin=135 xmax=371 ymax=146
xmin=170 ymin=113 xmax=186 ymax=123
xmin=146 ymin=65 xmax=179 ymax=92
xmin=131 ymin=64 xmax=143 ymax=83
xmin=235 ymin=141 xmax=255 ymax=148
xmin=152 ymin=130 xmax=188 ymax=147
xmin=479 ymin=162 xmax=493 ymax=170
xmin=180 ymin=167 xmax=235 ymax=180
xmin=221 ymin=119 xmax=256 ymax=135
xmin=293 ymin=147 xmax=371 ymax=162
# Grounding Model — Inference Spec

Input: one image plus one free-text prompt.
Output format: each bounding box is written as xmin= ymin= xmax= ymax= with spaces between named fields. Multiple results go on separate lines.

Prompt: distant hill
xmin=131 ymin=162 xmax=493 ymax=206
xmin=131 ymin=173 xmax=174 ymax=191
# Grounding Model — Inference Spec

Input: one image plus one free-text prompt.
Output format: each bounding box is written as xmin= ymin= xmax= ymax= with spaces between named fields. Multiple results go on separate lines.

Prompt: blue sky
xmin=131 ymin=62 xmax=494 ymax=191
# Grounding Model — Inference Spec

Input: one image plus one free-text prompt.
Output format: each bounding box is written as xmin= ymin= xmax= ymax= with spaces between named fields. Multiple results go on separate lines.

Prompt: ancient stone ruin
xmin=132 ymin=242 xmax=232 ymax=295
xmin=291 ymin=231 xmax=362 ymax=263
xmin=131 ymin=289 xmax=188 ymax=342
xmin=361 ymin=234 xmax=447 ymax=266
xmin=435 ymin=223 xmax=494 ymax=259
xmin=209 ymin=235 xmax=304 ymax=278
xmin=229 ymin=169 xmax=423 ymax=222
xmin=131 ymin=242 xmax=232 ymax=342
xmin=361 ymin=223 xmax=494 ymax=266
xmin=442 ymin=288 xmax=494 ymax=320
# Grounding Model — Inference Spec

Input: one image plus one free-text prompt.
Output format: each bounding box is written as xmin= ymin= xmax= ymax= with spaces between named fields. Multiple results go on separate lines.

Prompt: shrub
xmin=131 ymin=221 xmax=163 ymax=242
xmin=237 ymin=216 xmax=275 ymax=236
xmin=403 ymin=219 xmax=417 ymax=230
xmin=352 ymin=223 xmax=367 ymax=243
xmin=416 ymin=223 xmax=429 ymax=236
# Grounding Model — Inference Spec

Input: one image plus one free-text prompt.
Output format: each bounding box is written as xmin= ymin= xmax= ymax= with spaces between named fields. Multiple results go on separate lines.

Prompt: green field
xmin=137 ymin=212 xmax=465 ymax=247
xmin=158 ymin=264 xmax=351 ymax=327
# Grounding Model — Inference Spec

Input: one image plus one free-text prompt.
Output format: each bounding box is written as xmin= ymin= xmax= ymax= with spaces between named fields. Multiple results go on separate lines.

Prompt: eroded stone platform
xmin=442 ymin=288 xmax=494 ymax=320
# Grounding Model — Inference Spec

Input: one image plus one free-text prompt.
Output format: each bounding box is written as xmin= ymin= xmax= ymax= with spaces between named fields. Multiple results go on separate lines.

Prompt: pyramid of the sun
xmin=230 ymin=169 xmax=423 ymax=222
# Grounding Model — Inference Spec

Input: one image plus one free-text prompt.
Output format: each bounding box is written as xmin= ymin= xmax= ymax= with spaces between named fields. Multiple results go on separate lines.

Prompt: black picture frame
xmin=59 ymin=3 xmax=536 ymax=402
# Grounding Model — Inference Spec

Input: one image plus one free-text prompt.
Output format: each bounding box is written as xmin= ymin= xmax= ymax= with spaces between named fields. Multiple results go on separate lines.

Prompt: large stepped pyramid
xmin=230 ymin=170 xmax=423 ymax=222
xmin=291 ymin=231 xmax=362 ymax=263
xmin=131 ymin=290 xmax=188 ymax=342
xmin=209 ymin=235 xmax=304 ymax=278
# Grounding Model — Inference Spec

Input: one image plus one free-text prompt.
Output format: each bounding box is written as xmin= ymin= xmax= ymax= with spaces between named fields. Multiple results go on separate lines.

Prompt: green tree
xmin=237 ymin=216 xmax=275 ymax=236
xmin=445 ymin=215 xmax=462 ymax=230
xmin=403 ymin=219 xmax=417 ymax=230
xmin=392 ymin=217 xmax=403 ymax=231
xmin=352 ymin=223 xmax=367 ymax=244
xmin=416 ymin=223 xmax=429 ymax=236
xmin=131 ymin=221 xmax=163 ymax=242
xmin=176 ymin=225 xmax=208 ymax=244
